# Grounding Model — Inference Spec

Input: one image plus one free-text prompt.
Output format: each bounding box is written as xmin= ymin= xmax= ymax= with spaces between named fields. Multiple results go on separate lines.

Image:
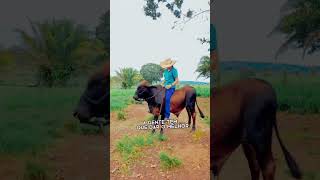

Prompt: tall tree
xmin=95 ymin=11 xmax=110 ymax=59
xmin=196 ymin=56 xmax=210 ymax=79
xmin=140 ymin=63 xmax=163 ymax=84
xmin=271 ymin=0 xmax=320 ymax=59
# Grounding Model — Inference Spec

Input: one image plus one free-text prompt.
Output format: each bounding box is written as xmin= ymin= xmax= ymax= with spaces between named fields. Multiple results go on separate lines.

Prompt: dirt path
xmin=110 ymin=98 xmax=210 ymax=180
xmin=46 ymin=134 xmax=109 ymax=180
xmin=220 ymin=112 xmax=320 ymax=180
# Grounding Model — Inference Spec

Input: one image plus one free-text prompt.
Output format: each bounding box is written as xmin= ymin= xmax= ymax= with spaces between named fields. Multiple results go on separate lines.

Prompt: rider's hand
xmin=165 ymin=84 xmax=172 ymax=89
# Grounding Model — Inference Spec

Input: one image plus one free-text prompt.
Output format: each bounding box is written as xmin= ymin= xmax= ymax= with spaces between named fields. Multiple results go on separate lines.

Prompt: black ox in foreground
xmin=133 ymin=81 xmax=205 ymax=134
xmin=73 ymin=65 xmax=109 ymax=127
xmin=211 ymin=79 xmax=302 ymax=180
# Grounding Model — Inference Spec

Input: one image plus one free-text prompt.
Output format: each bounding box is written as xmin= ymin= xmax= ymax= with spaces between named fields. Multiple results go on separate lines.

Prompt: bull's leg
xmin=186 ymin=107 xmax=192 ymax=128
xmin=151 ymin=115 xmax=159 ymax=134
xmin=259 ymin=150 xmax=275 ymax=180
xmin=160 ymin=114 xmax=165 ymax=135
xmin=242 ymin=144 xmax=260 ymax=180
xmin=191 ymin=111 xmax=196 ymax=132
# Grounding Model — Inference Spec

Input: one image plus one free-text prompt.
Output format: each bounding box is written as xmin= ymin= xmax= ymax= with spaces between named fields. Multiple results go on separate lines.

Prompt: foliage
xmin=117 ymin=110 xmax=127 ymax=120
xmin=23 ymin=160 xmax=48 ymax=180
xmin=16 ymin=18 xmax=101 ymax=87
xmin=95 ymin=11 xmax=110 ymax=59
xmin=271 ymin=0 xmax=320 ymax=58
xmin=115 ymin=67 xmax=141 ymax=89
xmin=143 ymin=0 xmax=185 ymax=20
xmin=143 ymin=0 xmax=210 ymax=29
xmin=140 ymin=63 xmax=163 ymax=84
xmin=196 ymin=56 xmax=210 ymax=79
xmin=159 ymin=151 xmax=182 ymax=169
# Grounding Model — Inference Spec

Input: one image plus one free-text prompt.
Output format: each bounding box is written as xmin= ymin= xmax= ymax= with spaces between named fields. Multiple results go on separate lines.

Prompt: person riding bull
xmin=160 ymin=58 xmax=179 ymax=120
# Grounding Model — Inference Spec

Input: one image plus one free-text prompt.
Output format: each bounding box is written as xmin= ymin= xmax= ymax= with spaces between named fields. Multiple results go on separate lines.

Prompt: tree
xmin=196 ymin=56 xmax=210 ymax=79
xmin=116 ymin=67 xmax=140 ymax=89
xmin=95 ymin=11 xmax=110 ymax=59
xmin=16 ymin=18 xmax=101 ymax=87
xmin=270 ymin=0 xmax=320 ymax=59
xmin=140 ymin=63 xmax=163 ymax=84
xmin=143 ymin=0 xmax=212 ymax=29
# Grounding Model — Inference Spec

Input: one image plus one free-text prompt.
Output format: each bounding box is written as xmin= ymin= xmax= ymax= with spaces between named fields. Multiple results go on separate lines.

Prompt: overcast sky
xmin=213 ymin=0 xmax=320 ymax=66
xmin=110 ymin=0 xmax=210 ymax=82
xmin=0 ymin=0 xmax=107 ymax=47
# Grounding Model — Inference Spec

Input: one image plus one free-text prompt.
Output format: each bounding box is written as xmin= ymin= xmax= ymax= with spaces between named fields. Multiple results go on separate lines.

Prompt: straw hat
xmin=160 ymin=58 xmax=176 ymax=68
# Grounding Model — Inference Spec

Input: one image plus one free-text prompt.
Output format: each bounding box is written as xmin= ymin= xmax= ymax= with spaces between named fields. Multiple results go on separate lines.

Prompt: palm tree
xmin=271 ymin=0 xmax=320 ymax=59
xmin=16 ymin=18 xmax=100 ymax=86
xmin=115 ymin=68 xmax=140 ymax=89
xmin=196 ymin=56 xmax=210 ymax=79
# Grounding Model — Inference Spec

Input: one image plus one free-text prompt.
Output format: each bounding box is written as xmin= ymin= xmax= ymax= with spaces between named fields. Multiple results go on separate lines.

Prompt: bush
xmin=23 ymin=161 xmax=48 ymax=180
xmin=159 ymin=152 xmax=182 ymax=169
xmin=117 ymin=110 xmax=127 ymax=120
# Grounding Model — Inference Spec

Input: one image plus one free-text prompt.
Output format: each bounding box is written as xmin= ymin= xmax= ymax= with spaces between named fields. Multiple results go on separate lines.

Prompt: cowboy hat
xmin=160 ymin=58 xmax=176 ymax=68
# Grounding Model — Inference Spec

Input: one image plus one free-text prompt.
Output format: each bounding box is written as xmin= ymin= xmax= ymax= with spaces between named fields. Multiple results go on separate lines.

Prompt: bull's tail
xmin=195 ymin=99 xmax=205 ymax=118
xmin=274 ymin=120 xmax=302 ymax=179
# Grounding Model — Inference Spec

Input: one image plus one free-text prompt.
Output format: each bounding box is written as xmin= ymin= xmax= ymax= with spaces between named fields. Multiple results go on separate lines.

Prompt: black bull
xmin=73 ymin=69 xmax=109 ymax=126
xmin=133 ymin=82 xmax=205 ymax=133
xmin=211 ymin=79 xmax=302 ymax=180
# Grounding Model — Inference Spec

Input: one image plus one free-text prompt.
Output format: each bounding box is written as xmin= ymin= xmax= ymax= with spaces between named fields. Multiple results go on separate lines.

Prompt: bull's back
xmin=211 ymin=79 xmax=276 ymax=142
xmin=170 ymin=85 xmax=196 ymax=113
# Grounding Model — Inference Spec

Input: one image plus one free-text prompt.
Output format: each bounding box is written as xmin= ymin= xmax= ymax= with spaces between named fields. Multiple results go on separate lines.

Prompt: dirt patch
xmin=110 ymin=98 xmax=210 ymax=180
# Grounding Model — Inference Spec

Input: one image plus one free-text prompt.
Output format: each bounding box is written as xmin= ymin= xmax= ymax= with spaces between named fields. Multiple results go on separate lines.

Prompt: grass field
xmin=110 ymin=85 xmax=210 ymax=112
xmin=0 ymin=86 xmax=82 ymax=154
xmin=220 ymin=71 xmax=320 ymax=114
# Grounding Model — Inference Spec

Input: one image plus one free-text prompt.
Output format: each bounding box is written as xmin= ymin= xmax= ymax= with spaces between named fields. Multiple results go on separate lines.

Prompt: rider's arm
xmin=161 ymin=80 xmax=166 ymax=86
xmin=171 ymin=77 xmax=179 ymax=86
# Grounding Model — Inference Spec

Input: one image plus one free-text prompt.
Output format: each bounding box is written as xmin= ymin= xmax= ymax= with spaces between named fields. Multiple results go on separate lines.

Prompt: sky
xmin=0 ymin=0 xmax=107 ymax=47
xmin=213 ymin=0 xmax=320 ymax=66
xmin=110 ymin=0 xmax=210 ymax=82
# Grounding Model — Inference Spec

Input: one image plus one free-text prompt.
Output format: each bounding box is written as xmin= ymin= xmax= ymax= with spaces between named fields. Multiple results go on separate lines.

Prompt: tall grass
xmin=221 ymin=71 xmax=320 ymax=114
xmin=0 ymin=86 xmax=82 ymax=154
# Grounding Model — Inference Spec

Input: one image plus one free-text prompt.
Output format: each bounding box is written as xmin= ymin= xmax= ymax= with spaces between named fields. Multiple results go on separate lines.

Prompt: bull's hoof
xmin=191 ymin=127 xmax=196 ymax=132
xmin=188 ymin=123 xmax=191 ymax=128
xmin=160 ymin=129 xmax=164 ymax=135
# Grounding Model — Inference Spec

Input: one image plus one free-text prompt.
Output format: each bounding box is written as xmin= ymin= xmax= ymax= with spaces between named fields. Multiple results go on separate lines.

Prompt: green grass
xmin=0 ymin=86 xmax=82 ymax=155
xmin=110 ymin=89 xmax=135 ymax=112
xmin=194 ymin=85 xmax=210 ymax=97
xmin=116 ymin=133 xmax=167 ymax=162
xmin=23 ymin=160 xmax=49 ymax=180
xmin=159 ymin=151 xmax=182 ymax=169
xmin=220 ymin=71 xmax=320 ymax=114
